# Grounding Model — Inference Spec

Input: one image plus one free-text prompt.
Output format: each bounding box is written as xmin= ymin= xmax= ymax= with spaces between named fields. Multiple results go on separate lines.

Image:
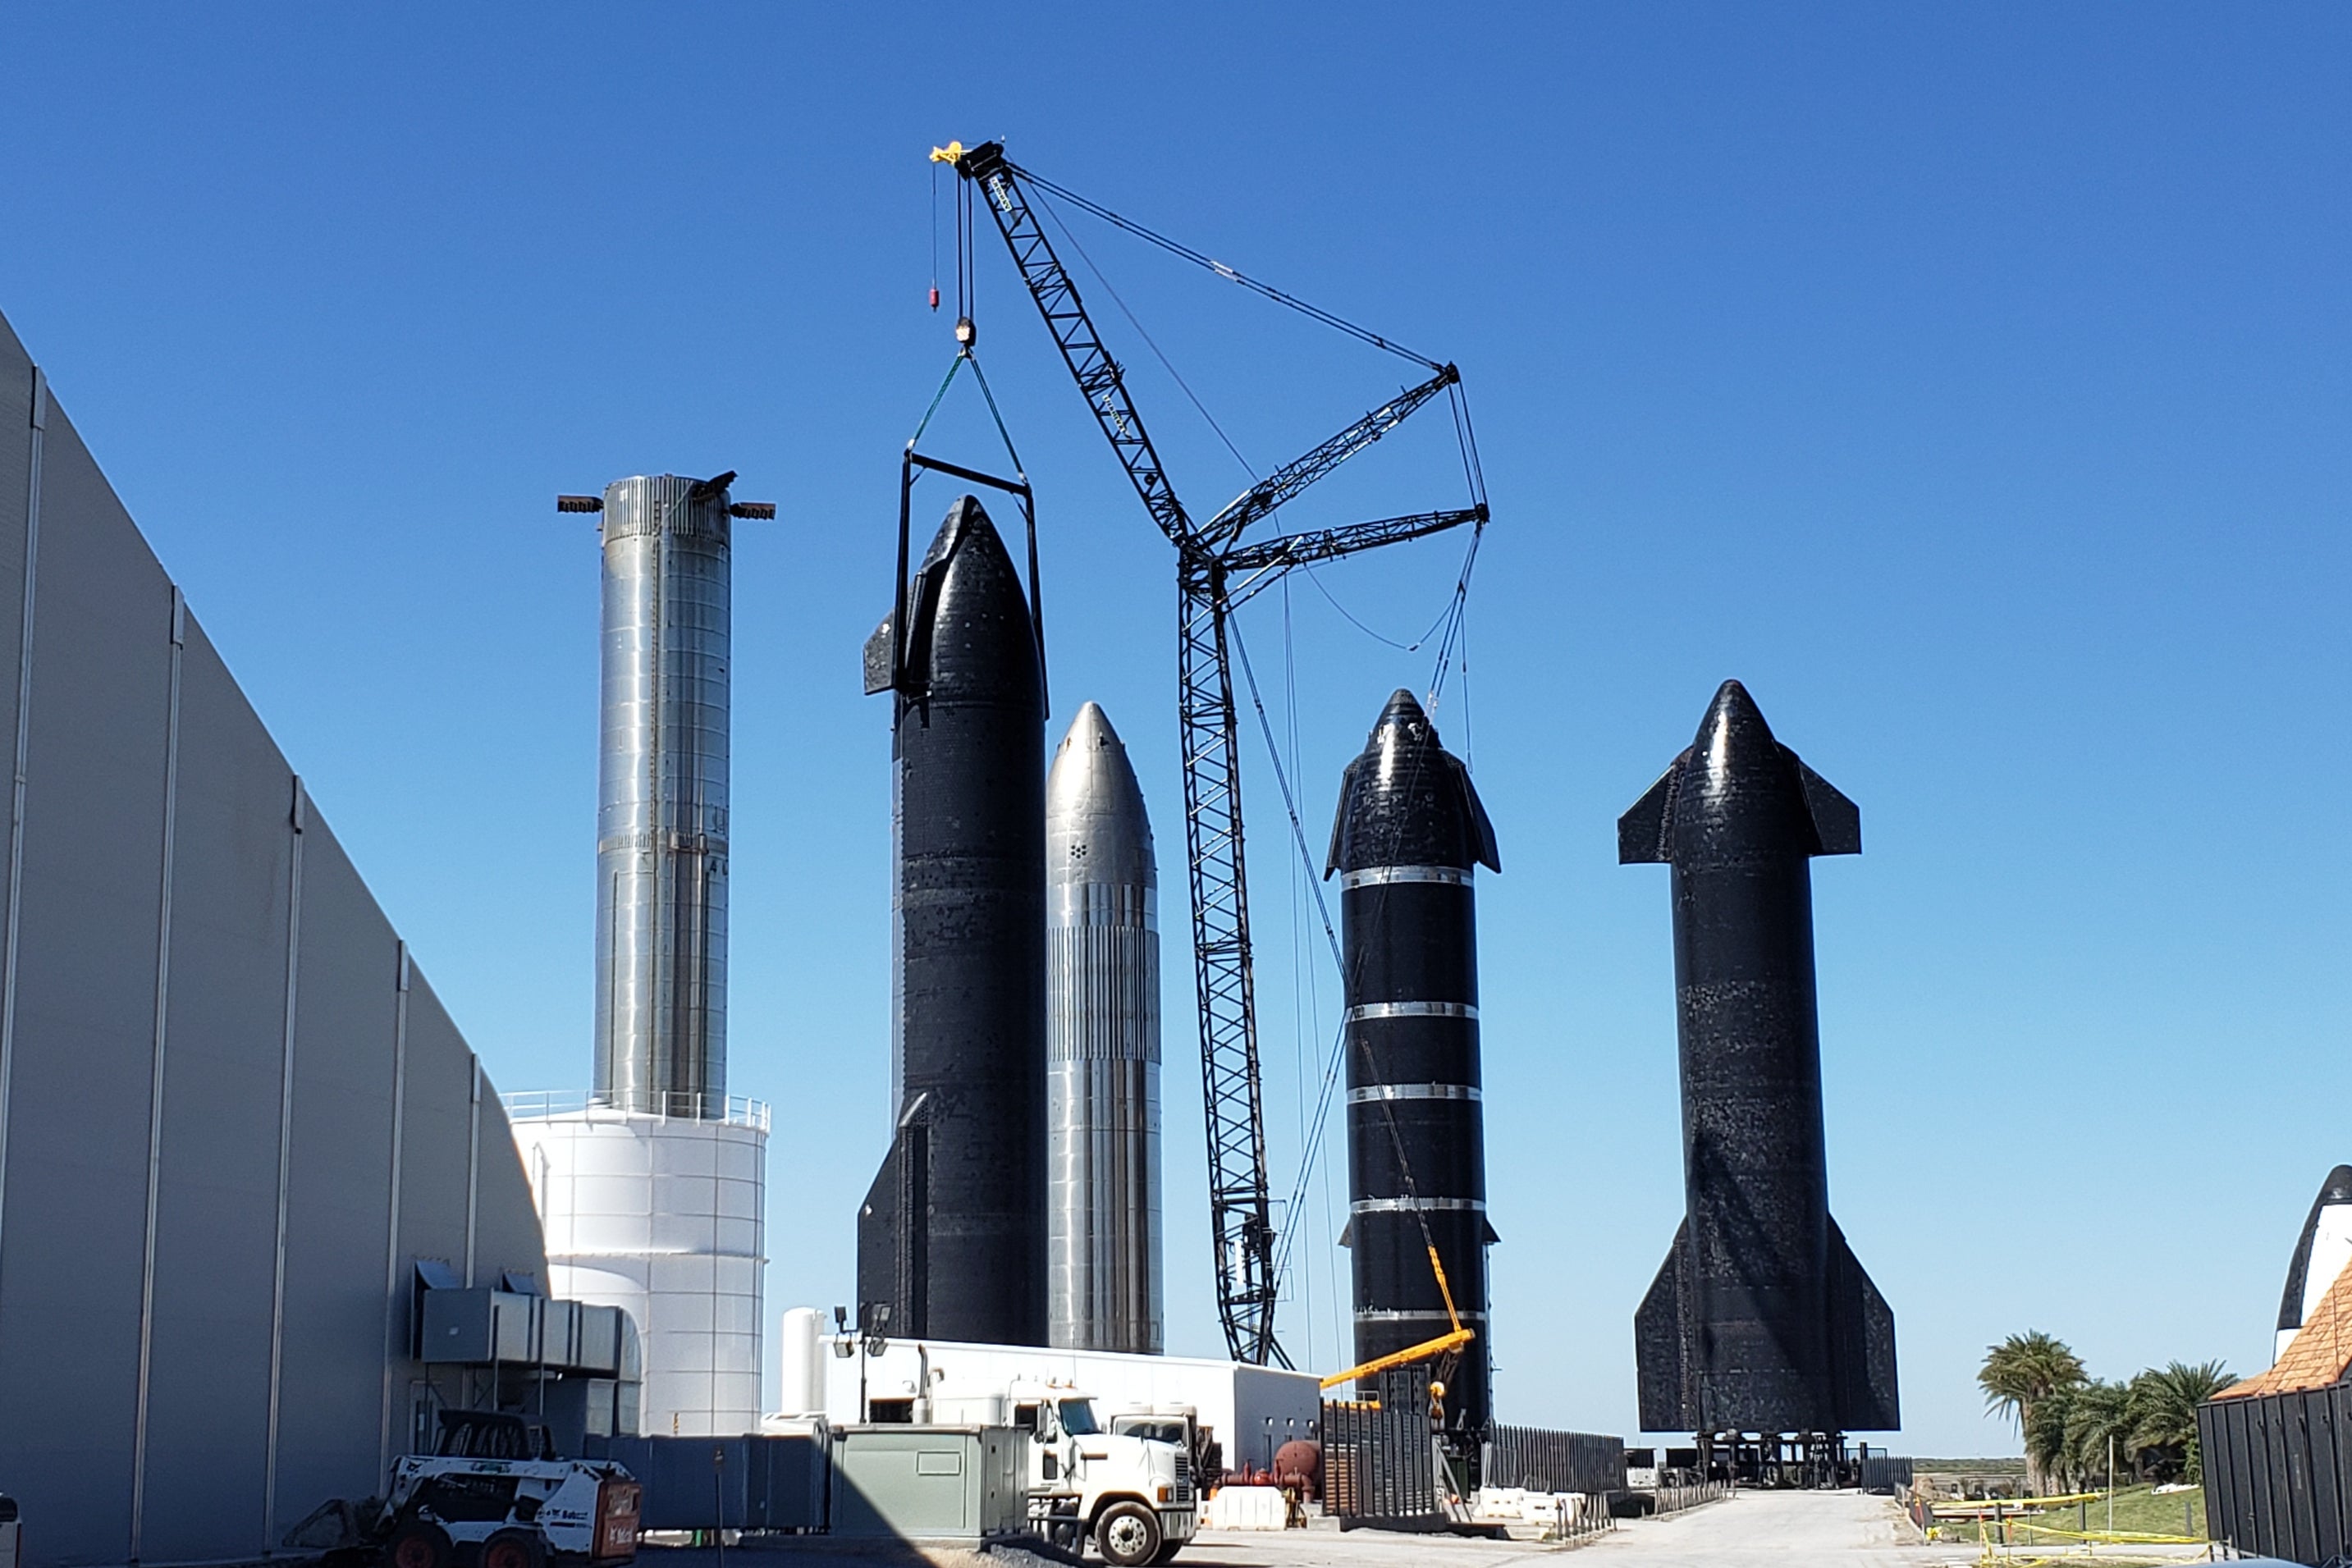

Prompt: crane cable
xmin=1012 ymin=162 xmax=1445 ymax=373
xmin=1029 ymin=183 xmax=1259 ymax=482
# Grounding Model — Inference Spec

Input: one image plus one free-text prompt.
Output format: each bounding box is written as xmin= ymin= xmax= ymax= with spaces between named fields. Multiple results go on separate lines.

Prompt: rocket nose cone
xmin=2322 ymin=1165 xmax=2352 ymax=1207
xmin=1047 ymin=700 xmax=1154 ymax=877
xmin=1061 ymin=699 xmax=1123 ymax=754
xmin=903 ymin=494 xmax=1040 ymax=703
xmin=1370 ymin=688 xmax=1439 ymax=752
xmin=1695 ymin=678 xmax=1779 ymax=759
xmin=918 ymin=493 xmax=1006 ymax=572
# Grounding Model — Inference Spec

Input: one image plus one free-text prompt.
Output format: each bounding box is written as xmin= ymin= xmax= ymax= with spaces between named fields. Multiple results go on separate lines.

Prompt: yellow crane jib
xmin=1317 ymin=1245 xmax=1472 ymax=1390
xmin=1317 ymin=1328 xmax=1476 ymax=1392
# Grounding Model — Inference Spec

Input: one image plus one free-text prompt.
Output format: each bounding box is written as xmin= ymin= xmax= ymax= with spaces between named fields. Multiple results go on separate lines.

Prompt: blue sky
xmin=3 ymin=5 xmax=2345 ymax=1456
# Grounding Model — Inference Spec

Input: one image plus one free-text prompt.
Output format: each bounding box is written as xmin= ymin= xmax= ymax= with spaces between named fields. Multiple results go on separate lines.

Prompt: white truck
xmin=1009 ymin=1385 xmax=1197 ymax=1566
xmin=794 ymin=1335 xmax=1194 ymax=1563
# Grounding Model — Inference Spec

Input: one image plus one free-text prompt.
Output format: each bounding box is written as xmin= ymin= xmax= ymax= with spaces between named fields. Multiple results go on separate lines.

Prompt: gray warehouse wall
xmin=0 ymin=309 xmax=550 ymax=1566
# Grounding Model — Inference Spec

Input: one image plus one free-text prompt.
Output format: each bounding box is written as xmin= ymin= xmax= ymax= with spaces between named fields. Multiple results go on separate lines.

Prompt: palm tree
xmin=2061 ymin=1379 xmax=2135 ymax=1488
xmin=2026 ymin=1385 xmax=2080 ymax=1491
xmin=2129 ymin=1360 xmax=2233 ymax=1483
xmin=1982 ymin=1331 xmax=2089 ymax=1493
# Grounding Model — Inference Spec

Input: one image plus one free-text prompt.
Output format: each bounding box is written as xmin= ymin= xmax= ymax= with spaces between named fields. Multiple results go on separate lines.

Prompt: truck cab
xmin=1014 ymin=1388 xmax=1197 ymax=1566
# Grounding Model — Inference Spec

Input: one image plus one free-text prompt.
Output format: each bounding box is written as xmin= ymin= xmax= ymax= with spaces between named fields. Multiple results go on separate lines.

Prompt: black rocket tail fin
xmin=1618 ymin=753 xmax=1688 ymax=865
xmin=857 ymin=1120 xmax=933 ymax=1339
xmin=1634 ymin=1220 xmax=1694 ymax=1431
xmin=1795 ymin=760 xmax=1861 ymax=857
xmin=1826 ymin=1218 xmax=1900 ymax=1431
xmin=855 ymin=1138 xmax=902 ymax=1334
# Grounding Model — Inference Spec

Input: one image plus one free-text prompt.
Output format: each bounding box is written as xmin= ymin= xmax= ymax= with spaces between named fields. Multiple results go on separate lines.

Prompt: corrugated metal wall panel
xmin=138 ymin=620 xmax=295 ymax=1564
xmin=0 ymin=394 xmax=176 ymax=1566
xmin=273 ymin=820 xmax=404 ymax=1540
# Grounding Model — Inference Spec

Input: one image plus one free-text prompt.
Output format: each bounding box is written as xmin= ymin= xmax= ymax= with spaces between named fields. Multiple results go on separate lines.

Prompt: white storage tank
xmin=509 ymin=1091 xmax=768 ymax=1437
xmin=778 ymin=1306 xmax=825 ymax=1417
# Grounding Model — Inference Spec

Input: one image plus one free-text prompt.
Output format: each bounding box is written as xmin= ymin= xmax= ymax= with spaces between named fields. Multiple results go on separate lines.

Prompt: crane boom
xmin=954 ymin=140 xmax=1192 ymax=551
xmin=1203 ymin=366 xmax=1460 ymax=549
xmin=943 ymin=139 xmax=1480 ymax=1367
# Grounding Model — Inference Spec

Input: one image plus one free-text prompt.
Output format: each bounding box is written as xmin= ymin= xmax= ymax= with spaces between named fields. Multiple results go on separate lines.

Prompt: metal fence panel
xmin=2230 ymin=1395 xmax=2261 ymax=1554
xmin=1321 ymin=1367 xmax=1439 ymax=1525
xmin=2286 ymin=1392 xmax=2304 ymax=1561
xmin=2309 ymin=1389 xmax=2343 ymax=1564
xmin=1856 ymin=1455 xmax=1914 ymax=1491
xmin=2264 ymin=1393 xmax=2295 ymax=1560
xmin=1482 ymin=1424 xmax=1622 ymax=1495
xmin=2195 ymin=1387 xmax=2352 ymax=1566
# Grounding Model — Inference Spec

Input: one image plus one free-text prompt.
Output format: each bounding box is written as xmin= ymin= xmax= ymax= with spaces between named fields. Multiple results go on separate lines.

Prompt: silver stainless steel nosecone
xmin=1045 ymin=702 xmax=1164 ymax=1354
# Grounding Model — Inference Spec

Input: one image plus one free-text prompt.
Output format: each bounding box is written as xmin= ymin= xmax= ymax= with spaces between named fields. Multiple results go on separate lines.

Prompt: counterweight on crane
xmin=936 ymin=139 xmax=1487 ymax=1366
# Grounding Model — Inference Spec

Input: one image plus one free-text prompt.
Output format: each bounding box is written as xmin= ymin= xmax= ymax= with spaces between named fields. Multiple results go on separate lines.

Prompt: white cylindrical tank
xmin=508 ymin=1093 xmax=768 ymax=1437
xmin=778 ymin=1306 xmax=824 ymax=1417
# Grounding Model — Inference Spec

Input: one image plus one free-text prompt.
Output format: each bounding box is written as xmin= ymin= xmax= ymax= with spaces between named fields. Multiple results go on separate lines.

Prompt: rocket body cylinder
xmin=857 ymin=496 xmax=1048 ymax=1347
xmin=1621 ymin=679 xmax=1897 ymax=1437
xmin=1328 ymin=690 xmax=1500 ymax=1433
xmin=1045 ymin=702 xmax=1163 ymax=1354
xmin=593 ymin=473 xmax=730 ymax=1118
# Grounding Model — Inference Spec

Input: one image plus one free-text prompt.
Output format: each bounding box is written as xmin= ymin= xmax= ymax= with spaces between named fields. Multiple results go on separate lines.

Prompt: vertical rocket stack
xmin=1328 ymin=690 xmax=1501 ymax=1433
xmin=1045 ymin=702 xmax=1165 ymax=1355
xmin=594 ymin=473 xmax=734 ymax=1116
xmin=509 ymin=472 xmax=773 ymax=1438
xmin=1621 ymin=679 xmax=1897 ymax=1439
xmin=858 ymin=495 xmax=1049 ymax=1346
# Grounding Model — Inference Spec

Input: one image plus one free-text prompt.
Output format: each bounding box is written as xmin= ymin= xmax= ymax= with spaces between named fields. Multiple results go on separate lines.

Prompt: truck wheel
xmin=1094 ymin=1502 xmax=1162 ymax=1568
xmin=385 ymin=1520 xmax=452 ymax=1568
xmin=479 ymin=1530 xmax=545 ymax=1568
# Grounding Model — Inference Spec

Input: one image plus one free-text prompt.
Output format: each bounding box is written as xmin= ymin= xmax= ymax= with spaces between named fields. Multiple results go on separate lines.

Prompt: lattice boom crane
xmin=938 ymin=139 xmax=1485 ymax=1365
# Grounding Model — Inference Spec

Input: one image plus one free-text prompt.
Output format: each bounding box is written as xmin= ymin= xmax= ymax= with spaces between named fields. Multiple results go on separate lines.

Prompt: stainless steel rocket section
xmin=593 ymin=473 xmax=730 ymax=1118
xmin=1045 ymin=702 xmax=1163 ymax=1355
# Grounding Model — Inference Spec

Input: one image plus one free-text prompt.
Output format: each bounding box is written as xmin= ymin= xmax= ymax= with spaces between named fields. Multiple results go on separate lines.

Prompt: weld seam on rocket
xmin=1344 ymin=1000 xmax=1477 ymax=1022
xmin=1347 ymin=1083 xmax=1481 ymax=1103
xmin=1339 ymin=865 xmax=1471 ymax=889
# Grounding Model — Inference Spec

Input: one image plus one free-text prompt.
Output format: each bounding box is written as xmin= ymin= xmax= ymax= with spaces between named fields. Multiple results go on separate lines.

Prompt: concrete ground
xmin=1182 ymin=1491 xmax=1971 ymax=1566
xmin=638 ymin=1491 xmax=2215 ymax=1566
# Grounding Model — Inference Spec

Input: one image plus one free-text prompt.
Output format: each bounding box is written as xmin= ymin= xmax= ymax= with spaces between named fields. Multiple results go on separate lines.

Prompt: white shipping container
xmin=792 ymin=1326 xmax=1321 ymax=1474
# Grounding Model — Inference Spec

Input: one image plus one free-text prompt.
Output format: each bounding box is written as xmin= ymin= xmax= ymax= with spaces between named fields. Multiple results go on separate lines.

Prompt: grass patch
xmin=1947 ymin=1483 xmax=2205 ymax=1545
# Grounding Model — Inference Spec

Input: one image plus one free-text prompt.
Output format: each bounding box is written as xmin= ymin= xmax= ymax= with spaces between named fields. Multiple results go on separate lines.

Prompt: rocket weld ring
xmin=1347 ymin=1082 xmax=1481 ymax=1103
xmin=1344 ymin=1001 xmax=1477 ymax=1022
xmin=1350 ymin=1196 xmax=1486 ymax=1214
xmin=1339 ymin=865 xmax=1473 ymax=889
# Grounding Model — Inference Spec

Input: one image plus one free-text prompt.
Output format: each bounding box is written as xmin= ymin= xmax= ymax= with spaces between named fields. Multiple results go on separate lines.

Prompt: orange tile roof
xmin=2217 ymin=1255 xmax=2352 ymax=1399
